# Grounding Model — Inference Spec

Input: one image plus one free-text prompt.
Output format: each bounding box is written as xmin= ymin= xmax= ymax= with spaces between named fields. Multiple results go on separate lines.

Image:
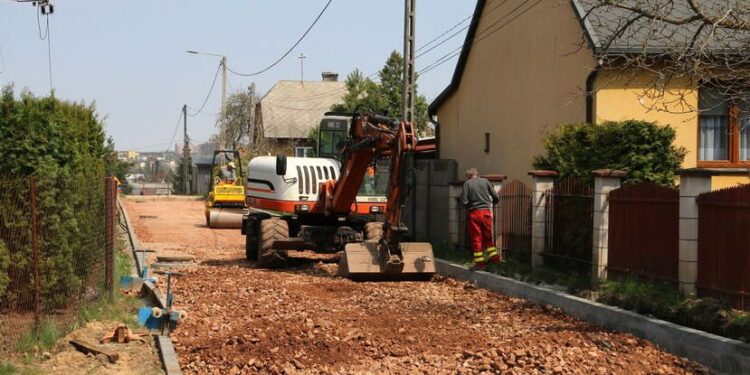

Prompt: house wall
xmin=254 ymin=138 xmax=313 ymax=157
xmin=437 ymin=0 xmax=596 ymax=181
xmin=594 ymin=70 xmax=750 ymax=189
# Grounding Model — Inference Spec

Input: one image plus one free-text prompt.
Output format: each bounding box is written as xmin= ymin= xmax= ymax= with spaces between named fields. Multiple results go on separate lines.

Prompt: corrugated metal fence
xmin=696 ymin=184 xmax=750 ymax=310
xmin=607 ymin=183 xmax=679 ymax=282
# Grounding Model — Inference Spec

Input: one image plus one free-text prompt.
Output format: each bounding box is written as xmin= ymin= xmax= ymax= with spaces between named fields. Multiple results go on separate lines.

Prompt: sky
xmin=0 ymin=0 xmax=474 ymax=151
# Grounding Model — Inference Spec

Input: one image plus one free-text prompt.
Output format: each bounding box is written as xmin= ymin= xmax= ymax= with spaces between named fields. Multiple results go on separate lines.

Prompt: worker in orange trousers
xmin=461 ymin=167 xmax=500 ymax=271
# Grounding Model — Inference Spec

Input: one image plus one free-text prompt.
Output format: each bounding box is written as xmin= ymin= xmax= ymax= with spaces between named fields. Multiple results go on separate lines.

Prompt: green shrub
xmin=0 ymin=240 xmax=8 ymax=301
xmin=533 ymin=120 xmax=686 ymax=186
xmin=0 ymin=86 xmax=107 ymax=310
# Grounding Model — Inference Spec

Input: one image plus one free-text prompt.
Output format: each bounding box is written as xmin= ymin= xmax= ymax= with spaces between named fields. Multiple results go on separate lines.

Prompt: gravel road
xmin=122 ymin=196 xmax=706 ymax=375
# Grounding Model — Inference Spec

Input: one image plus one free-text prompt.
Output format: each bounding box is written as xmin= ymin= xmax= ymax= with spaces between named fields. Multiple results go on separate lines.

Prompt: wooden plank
xmin=157 ymin=335 xmax=183 ymax=375
xmin=70 ymin=339 xmax=120 ymax=363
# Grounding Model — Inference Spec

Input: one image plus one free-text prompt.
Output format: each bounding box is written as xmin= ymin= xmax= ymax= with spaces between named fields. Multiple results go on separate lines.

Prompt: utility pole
xmin=182 ymin=104 xmax=190 ymax=195
xmin=248 ymin=82 xmax=257 ymax=149
xmin=220 ymin=56 xmax=227 ymax=149
xmin=402 ymin=0 xmax=416 ymax=123
xmin=298 ymin=53 xmax=307 ymax=83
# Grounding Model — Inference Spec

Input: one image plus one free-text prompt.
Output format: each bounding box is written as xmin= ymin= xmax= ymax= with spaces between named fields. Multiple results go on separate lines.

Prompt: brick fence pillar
xmin=677 ymin=170 xmax=712 ymax=295
xmin=484 ymin=175 xmax=507 ymax=248
xmin=448 ymin=181 xmax=464 ymax=251
xmin=528 ymin=171 xmax=557 ymax=269
xmin=591 ymin=169 xmax=626 ymax=285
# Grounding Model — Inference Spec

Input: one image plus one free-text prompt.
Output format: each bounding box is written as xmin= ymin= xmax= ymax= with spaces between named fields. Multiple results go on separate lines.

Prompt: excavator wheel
xmin=364 ymin=222 xmax=384 ymax=242
xmin=257 ymin=218 xmax=289 ymax=268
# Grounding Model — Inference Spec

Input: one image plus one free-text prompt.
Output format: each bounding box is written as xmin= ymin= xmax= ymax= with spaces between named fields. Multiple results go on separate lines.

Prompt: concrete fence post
xmin=591 ymin=169 xmax=626 ymax=285
xmin=448 ymin=181 xmax=464 ymax=251
xmin=677 ymin=170 xmax=712 ymax=295
xmin=528 ymin=171 xmax=557 ymax=269
xmin=484 ymin=175 xmax=507 ymax=249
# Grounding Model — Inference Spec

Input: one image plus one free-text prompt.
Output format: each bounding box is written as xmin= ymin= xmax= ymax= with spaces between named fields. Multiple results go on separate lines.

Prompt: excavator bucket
xmin=338 ymin=241 xmax=435 ymax=281
xmin=208 ymin=208 xmax=248 ymax=229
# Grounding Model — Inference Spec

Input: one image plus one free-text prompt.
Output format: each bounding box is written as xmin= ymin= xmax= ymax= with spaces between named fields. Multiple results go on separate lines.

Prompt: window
xmin=698 ymin=88 xmax=750 ymax=166
xmin=295 ymin=147 xmax=313 ymax=158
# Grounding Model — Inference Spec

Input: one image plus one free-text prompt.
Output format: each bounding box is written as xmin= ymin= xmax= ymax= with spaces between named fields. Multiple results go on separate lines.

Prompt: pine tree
xmin=331 ymin=51 xmax=431 ymax=134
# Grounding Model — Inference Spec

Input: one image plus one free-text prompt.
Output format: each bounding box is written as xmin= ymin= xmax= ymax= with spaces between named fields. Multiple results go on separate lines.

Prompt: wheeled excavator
xmin=241 ymin=113 xmax=435 ymax=280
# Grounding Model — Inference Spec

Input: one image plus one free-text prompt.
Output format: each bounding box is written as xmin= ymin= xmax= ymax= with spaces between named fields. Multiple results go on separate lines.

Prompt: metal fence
xmin=544 ymin=177 xmax=594 ymax=273
xmin=0 ymin=176 xmax=116 ymax=356
xmin=697 ymin=184 xmax=750 ymax=310
xmin=608 ymin=183 xmax=679 ymax=283
xmin=497 ymin=179 xmax=532 ymax=261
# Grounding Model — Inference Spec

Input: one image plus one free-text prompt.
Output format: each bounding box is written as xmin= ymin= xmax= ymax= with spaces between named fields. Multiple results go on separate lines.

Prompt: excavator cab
xmin=205 ymin=150 xmax=249 ymax=228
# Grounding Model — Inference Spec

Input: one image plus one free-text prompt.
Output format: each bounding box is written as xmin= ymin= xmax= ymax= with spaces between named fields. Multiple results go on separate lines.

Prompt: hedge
xmin=533 ymin=120 xmax=686 ymax=186
xmin=0 ymin=86 xmax=107 ymax=310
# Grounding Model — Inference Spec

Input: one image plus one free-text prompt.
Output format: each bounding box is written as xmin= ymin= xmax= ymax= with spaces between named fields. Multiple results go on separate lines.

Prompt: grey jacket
xmin=461 ymin=177 xmax=499 ymax=210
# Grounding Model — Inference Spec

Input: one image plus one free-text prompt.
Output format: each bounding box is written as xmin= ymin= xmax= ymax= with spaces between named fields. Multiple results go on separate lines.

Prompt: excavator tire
xmin=364 ymin=222 xmax=384 ymax=242
xmin=257 ymin=218 xmax=289 ymax=268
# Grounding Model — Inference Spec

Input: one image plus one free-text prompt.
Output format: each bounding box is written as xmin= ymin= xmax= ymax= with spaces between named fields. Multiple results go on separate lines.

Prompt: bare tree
xmin=219 ymin=85 xmax=261 ymax=150
xmin=579 ymin=0 xmax=750 ymax=111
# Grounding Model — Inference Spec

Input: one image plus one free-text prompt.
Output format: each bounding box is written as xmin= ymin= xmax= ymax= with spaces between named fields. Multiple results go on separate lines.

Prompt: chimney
xmin=321 ymin=72 xmax=339 ymax=82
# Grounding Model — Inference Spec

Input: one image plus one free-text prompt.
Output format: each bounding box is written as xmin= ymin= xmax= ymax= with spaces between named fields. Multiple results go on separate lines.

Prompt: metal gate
xmin=608 ymin=183 xmax=679 ymax=282
xmin=497 ymin=179 xmax=532 ymax=261
xmin=544 ymin=177 xmax=593 ymax=272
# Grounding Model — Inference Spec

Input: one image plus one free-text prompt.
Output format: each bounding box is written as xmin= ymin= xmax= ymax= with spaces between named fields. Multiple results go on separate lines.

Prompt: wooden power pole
xmin=402 ymin=0 xmax=416 ymax=123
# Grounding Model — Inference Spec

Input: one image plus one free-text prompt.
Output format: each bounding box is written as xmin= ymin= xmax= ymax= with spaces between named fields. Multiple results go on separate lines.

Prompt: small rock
xmin=292 ymin=359 xmax=305 ymax=369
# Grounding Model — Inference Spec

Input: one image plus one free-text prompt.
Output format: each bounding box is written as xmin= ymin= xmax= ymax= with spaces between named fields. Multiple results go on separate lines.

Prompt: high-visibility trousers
xmin=467 ymin=208 xmax=498 ymax=265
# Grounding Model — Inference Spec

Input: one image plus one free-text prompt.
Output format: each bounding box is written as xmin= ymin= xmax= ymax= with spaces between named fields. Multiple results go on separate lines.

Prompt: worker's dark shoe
xmin=470 ymin=263 xmax=487 ymax=272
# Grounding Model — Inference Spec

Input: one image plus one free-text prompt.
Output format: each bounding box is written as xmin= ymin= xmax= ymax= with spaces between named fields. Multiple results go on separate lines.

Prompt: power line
xmin=418 ymin=0 xmax=543 ymax=76
xmin=163 ymin=110 xmax=184 ymax=154
xmin=415 ymin=24 xmax=469 ymax=59
xmin=416 ymin=16 xmax=471 ymax=54
xmin=227 ymin=0 xmax=333 ymax=77
xmin=414 ymin=0 xmax=510 ymax=59
xmin=36 ymin=6 xmax=49 ymax=40
xmin=187 ymin=63 xmax=221 ymax=117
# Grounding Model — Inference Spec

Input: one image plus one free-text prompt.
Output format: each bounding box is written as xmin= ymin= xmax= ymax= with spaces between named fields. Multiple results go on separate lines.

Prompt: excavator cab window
xmin=318 ymin=118 xmax=348 ymax=160
xmin=358 ymin=158 xmax=390 ymax=197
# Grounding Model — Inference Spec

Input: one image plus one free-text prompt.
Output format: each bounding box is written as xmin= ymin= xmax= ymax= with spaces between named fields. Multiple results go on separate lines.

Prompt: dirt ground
xmin=11 ymin=320 xmax=163 ymax=375
xmin=122 ymin=196 xmax=709 ymax=375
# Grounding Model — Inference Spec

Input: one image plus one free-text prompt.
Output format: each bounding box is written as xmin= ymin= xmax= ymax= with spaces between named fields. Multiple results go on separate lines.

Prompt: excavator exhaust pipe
xmin=208 ymin=208 xmax=248 ymax=229
xmin=338 ymin=241 xmax=435 ymax=281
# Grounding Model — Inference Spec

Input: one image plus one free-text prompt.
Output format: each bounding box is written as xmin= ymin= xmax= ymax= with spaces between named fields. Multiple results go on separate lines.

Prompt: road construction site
xmin=122 ymin=196 xmax=707 ymax=374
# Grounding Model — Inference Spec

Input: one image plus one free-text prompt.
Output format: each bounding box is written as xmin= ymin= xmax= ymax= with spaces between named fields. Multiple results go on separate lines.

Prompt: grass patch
xmin=0 ymin=363 xmax=16 ymax=375
xmin=15 ymin=320 xmax=60 ymax=353
xmin=599 ymin=278 xmax=750 ymax=342
xmin=14 ymin=227 xmax=140 ymax=355
xmin=77 ymin=245 xmax=140 ymax=327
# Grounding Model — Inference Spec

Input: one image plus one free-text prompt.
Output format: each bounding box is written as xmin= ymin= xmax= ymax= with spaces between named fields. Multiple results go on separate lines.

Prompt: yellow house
xmin=429 ymin=0 xmax=750 ymax=188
